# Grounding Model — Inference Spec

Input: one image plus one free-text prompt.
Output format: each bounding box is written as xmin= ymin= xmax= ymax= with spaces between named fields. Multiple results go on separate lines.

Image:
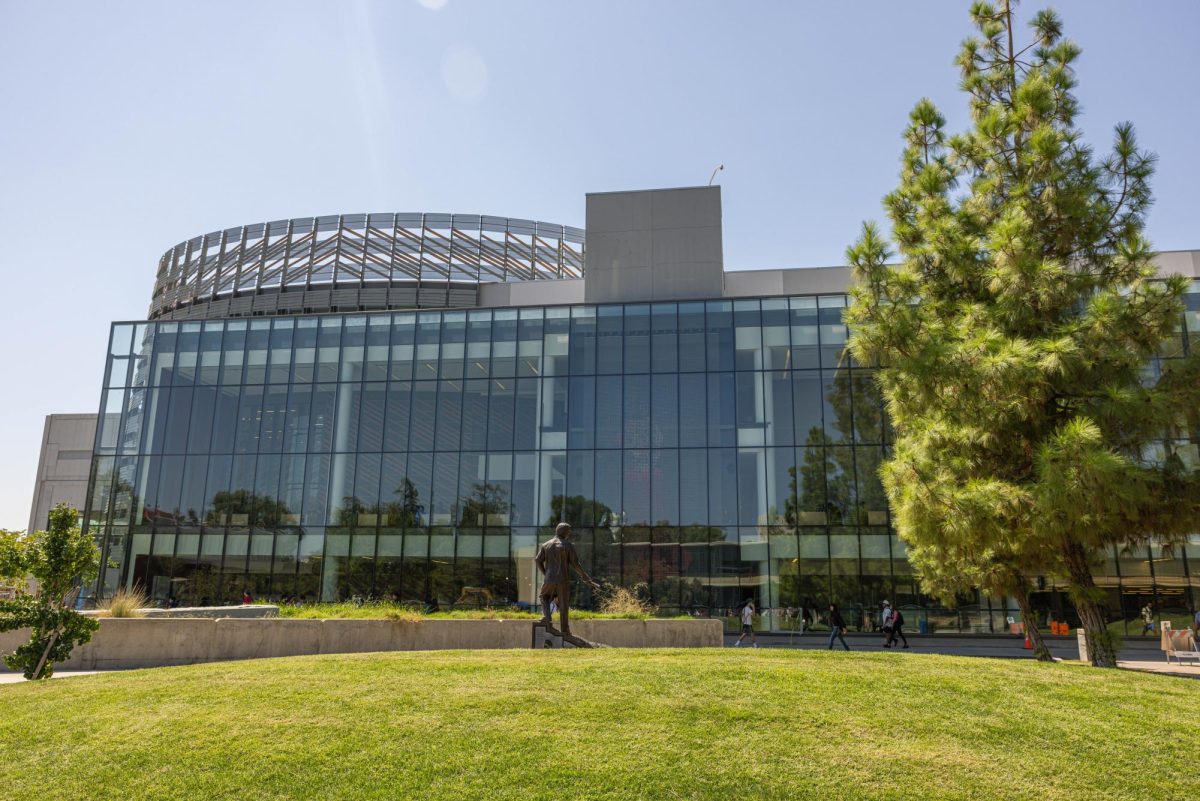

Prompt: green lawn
xmin=1 ymin=650 xmax=1194 ymax=800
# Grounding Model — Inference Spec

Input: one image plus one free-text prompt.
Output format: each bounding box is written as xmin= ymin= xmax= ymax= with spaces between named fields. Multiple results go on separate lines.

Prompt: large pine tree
xmin=846 ymin=1 xmax=1200 ymax=667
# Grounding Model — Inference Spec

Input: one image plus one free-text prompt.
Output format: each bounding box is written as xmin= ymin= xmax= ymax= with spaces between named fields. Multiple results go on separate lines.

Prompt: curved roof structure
xmin=149 ymin=213 xmax=585 ymax=320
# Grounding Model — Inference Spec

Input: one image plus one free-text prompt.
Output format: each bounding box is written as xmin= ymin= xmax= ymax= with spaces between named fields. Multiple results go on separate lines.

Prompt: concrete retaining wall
xmin=0 ymin=618 xmax=722 ymax=671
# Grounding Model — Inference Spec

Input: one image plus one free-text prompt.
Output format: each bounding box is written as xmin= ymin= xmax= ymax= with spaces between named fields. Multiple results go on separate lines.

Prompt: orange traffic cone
xmin=1023 ymin=633 xmax=1032 ymax=649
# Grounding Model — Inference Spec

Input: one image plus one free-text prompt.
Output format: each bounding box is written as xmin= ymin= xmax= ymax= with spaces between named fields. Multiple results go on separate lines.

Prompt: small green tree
xmin=0 ymin=504 xmax=102 ymax=679
xmin=847 ymin=1 xmax=1200 ymax=667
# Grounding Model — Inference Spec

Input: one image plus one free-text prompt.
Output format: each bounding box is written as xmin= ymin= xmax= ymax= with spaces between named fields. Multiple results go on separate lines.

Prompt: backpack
xmin=893 ymin=610 xmax=904 ymax=626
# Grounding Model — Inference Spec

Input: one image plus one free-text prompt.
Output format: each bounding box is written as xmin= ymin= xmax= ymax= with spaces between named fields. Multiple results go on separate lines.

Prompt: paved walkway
xmin=724 ymin=631 xmax=1198 ymax=676
xmin=3 ymin=636 xmax=1193 ymax=681
xmin=0 ymin=670 xmax=103 ymax=685
xmin=1114 ymin=660 xmax=1200 ymax=679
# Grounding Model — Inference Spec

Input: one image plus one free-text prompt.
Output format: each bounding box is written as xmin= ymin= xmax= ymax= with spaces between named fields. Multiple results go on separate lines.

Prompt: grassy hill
xmin=1 ymin=649 xmax=1193 ymax=800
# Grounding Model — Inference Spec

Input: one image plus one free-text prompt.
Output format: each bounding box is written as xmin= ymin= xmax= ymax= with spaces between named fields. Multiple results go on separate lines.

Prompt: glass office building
xmin=82 ymin=189 xmax=1200 ymax=633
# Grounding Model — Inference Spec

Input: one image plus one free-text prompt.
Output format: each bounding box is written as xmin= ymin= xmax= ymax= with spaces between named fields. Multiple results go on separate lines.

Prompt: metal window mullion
xmin=197 ymin=236 xmax=215 ymax=305
xmin=359 ymin=217 xmax=371 ymax=295
xmin=556 ymin=225 xmax=565 ymax=278
xmin=445 ymin=221 xmax=455 ymax=303
xmin=213 ymin=230 xmax=232 ymax=302
xmin=254 ymin=223 xmax=272 ymax=292
xmin=417 ymin=214 xmax=428 ymax=303
xmin=386 ymin=213 xmax=399 ymax=291
xmin=502 ymin=220 xmax=511 ymax=284
xmin=231 ymin=226 xmax=249 ymax=300
xmin=280 ymin=219 xmax=297 ymax=294
xmin=332 ymin=214 xmax=345 ymax=291
xmin=305 ymin=218 xmax=319 ymax=291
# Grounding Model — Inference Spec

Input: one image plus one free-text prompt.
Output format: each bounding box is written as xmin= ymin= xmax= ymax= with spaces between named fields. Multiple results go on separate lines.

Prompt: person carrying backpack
xmin=885 ymin=605 xmax=909 ymax=649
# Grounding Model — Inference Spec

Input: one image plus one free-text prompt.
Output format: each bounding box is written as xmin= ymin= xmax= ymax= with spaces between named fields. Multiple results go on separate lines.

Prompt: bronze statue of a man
xmin=535 ymin=522 xmax=599 ymax=635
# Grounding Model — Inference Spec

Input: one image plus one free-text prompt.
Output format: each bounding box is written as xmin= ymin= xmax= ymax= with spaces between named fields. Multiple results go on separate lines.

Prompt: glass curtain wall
xmin=85 ymin=281 xmax=1200 ymax=633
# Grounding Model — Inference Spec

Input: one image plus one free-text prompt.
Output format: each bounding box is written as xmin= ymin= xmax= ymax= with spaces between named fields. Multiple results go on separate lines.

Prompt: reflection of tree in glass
xmin=545 ymin=495 xmax=613 ymax=530
xmin=797 ymin=427 xmax=832 ymax=522
xmin=821 ymin=366 xmax=888 ymax=526
xmin=460 ymin=482 xmax=511 ymax=527
xmin=335 ymin=495 xmax=367 ymax=527
xmin=387 ymin=478 xmax=423 ymax=527
xmin=207 ymin=490 xmax=291 ymax=528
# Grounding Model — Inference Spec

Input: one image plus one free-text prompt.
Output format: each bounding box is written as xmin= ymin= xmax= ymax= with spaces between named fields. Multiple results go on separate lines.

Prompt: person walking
xmin=1140 ymin=603 xmax=1155 ymax=636
xmin=886 ymin=605 xmax=910 ymax=649
xmin=735 ymin=599 xmax=758 ymax=647
xmin=827 ymin=603 xmax=850 ymax=651
xmin=880 ymin=600 xmax=894 ymax=646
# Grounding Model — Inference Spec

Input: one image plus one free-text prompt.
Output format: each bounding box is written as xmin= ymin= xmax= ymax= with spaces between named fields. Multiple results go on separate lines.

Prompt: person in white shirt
xmin=883 ymin=604 xmax=907 ymax=647
xmin=880 ymin=600 xmax=894 ymax=646
xmin=735 ymin=599 xmax=758 ymax=647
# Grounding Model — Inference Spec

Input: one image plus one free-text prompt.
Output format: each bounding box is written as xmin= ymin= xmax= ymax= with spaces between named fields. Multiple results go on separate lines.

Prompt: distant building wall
xmin=28 ymin=414 xmax=98 ymax=533
xmin=584 ymin=186 xmax=724 ymax=304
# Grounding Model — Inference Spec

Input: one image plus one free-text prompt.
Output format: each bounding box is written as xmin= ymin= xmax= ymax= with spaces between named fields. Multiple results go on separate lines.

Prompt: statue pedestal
xmin=531 ymin=622 xmax=602 ymax=649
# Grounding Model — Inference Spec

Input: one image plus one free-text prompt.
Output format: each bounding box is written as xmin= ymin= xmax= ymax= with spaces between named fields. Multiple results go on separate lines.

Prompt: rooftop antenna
xmin=708 ymin=164 xmax=724 ymax=186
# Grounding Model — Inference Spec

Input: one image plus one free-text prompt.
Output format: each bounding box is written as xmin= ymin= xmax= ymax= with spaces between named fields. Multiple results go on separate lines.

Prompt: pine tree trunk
xmin=1014 ymin=586 xmax=1053 ymax=662
xmin=1062 ymin=540 xmax=1118 ymax=668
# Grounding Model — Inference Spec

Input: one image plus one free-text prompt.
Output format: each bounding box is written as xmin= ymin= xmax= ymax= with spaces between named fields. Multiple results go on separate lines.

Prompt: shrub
xmin=0 ymin=504 xmax=101 ymax=679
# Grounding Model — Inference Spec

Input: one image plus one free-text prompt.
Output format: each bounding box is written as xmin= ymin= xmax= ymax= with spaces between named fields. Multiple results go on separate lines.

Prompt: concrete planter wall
xmin=0 ymin=617 xmax=722 ymax=671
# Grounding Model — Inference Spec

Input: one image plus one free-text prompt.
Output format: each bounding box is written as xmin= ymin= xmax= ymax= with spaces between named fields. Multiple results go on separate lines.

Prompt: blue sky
xmin=1 ymin=0 xmax=1197 ymax=529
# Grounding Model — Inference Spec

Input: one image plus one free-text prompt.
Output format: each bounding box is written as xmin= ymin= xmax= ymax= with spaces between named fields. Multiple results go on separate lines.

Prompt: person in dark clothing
xmin=885 ymin=606 xmax=910 ymax=649
xmin=827 ymin=603 xmax=850 ymax=651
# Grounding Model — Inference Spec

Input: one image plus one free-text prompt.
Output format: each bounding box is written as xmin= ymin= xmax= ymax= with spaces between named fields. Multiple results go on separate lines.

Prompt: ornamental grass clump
xmin=96 ymin=586 xmax=148 ymax=618
xmin=596 ymin=584 xmax=655 ymax=618
xmin=383 ymin=608 xmax=422 ymax=623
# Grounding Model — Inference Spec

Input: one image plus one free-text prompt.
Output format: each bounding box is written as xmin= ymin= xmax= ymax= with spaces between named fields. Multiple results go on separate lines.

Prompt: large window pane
xmin=650 ymin=303 xmax=677 ymax=373
xmin=793 ymin=372 xmax=824 ymax=446
xmin=679 ymin=374 xmax=707 ymax=447
xmin=678 ymin=302 xmax=706 ymax=372
xmin=409 ymin=381 xmax=437 ymax=452
xmin=790 ymin=297 xmax=819 ymax=370
xmin=358 ymin=382 xmax=387 ymax=452
xmin=461 ymin=379 xmax=490 ymax=451
xmin=596 ymin=306 xmax=623 ymax=374
xmin=705 ymin=301 xmax=734 ymax=372
xmin=623 ymin=450 xmax=650 ymax=525
xmin=651 ymin=374 xmax=678 ymax=448
xmin=435 ymin=380 xmax=464 ymax=452
xmin=819 ymin=296 xmax=848 ymax=369
xmin=651 ymin=449 xmax=679 ymax=525
xmin=708 ymin=448 xmax=738 ymax=525
xmin=595 ymin=375 xmax=622 ymax=449
xmin=707 ymin=373 xmax=735 ymax=447
xmin=624 ymin=305 xmax=650 ymax=373
xmin=568 ymin=376 xmax=595 ymax=450
xmin=487 ymin=378 xmax=515 ymax=451
xmin=334 ymin=383 xmax=362 ymax=453
xmin=623 ymin=375 xmax=650 ymax=449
